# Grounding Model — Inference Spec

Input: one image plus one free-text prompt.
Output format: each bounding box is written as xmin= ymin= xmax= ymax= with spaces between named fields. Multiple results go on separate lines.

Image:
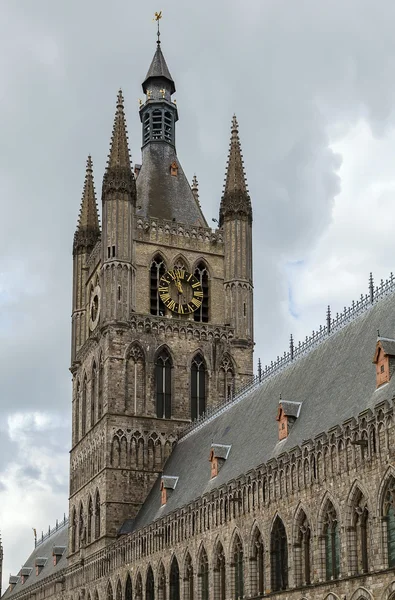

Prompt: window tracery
xmin=193 ymin=262 xmax=209 ymax=323
xmin=191 ymin=354 xmax=206 ymax=421
xmin=271 ymin=517 xmax=288 ymax=591
xmin=150 ymin=255 xmax=166 ymax=316
xmin=156 ymin=348 xmax=172 ymax=418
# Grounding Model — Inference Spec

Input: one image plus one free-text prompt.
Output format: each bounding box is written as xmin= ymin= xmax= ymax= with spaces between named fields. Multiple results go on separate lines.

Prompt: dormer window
xmin=160 ymin=476 xmax=179 ymax=506
xmin=276 ymin=400 xmax=302 ymax=440
xmin=35 ymin=557 xmax=47 ymax=575
xmin=52 ymin=546 xmax=66 ymax=565
xmin=9 ymin=576 xmax=19 ymax=591
xmin=20 ymin=568 xmax=32 ymax=584
xmin=372 ymin=337 xmax=395 ymax=388
xmin=209 ymin=444 xmax=231 ymax=479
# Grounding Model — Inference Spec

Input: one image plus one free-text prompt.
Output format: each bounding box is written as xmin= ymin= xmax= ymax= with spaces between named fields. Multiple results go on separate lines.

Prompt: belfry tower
xmin=68 ymin=30 xmax=254 ymax=560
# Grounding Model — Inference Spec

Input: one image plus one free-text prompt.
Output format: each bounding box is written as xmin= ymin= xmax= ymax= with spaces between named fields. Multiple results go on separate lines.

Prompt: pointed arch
xmin=293 ymin=505 xmax=311 ymax=586
xmin=319 ymin=496 xmax=341 ymax=580
xmin=157 ymin=561 xmax=166 ymax=600
xmin=197 ymin=545 xmax=209 ymax=600
xmin=349 ymin=587 xmax=374 ymax=600
xmin=270 ymin=515 xmax=288 ymax=591
xmin=191 ymin=353 xmax=206 ymax=421
xmin=146 ymin=565 xmax=155 ymax=600
xmin=81 ymin=373 xmax=87 ymax=436
xmin=95 ymin=489 xmax=101 ymax=539
xmin=155 ymin=346 xmax=173 ymax=418
xmin=126 ymin=342 xmax=146 ymax=415
xmin=135 ymin=572 xmax=143 ymax=600
xmin=381 ymin=473 xmax=395 ymax=567
xmin=116 ymin=580 xmax=122 ymax=600
xmin=184 ymin=552 xmax=194 ymax=600
xmin=170 ymin=556 xmax=180 ymax=600
xmin=150 ymin=253 xmax=167 ymax=316
xmin=75 ymin=380 xmax=80 ymax=443
xmin=173 ymin=254 xmax=190 ymax=271
xmin=249 ymin=524 xmax=264 ymax=597
xmin=98 ymin=352 xmax=103 ymax=419
xmin=124 ymin=575 xmax=132 ymax=600
xmin=91 ymin=361 xmax=97 ymax=427
xmin=78 ymin=501 xmax=85 ymax=548
xmin=193 ymin=260 xmax=209 ymax=322
xmin=231 ymin=532 xmax=244 ymax=600
xmin=213 ymin=540 xmax=226 ymax=600
xmin=218 ymin=353 xmax=235 ymax=403
xmin=71 ymin=506 xmax=77 ymax=553
xmin=107 ymin=582 xmax=114 ymax=600
xmin=346 ymin=482 xmax=370 ymax=574
xmin=87 ymin=495 xmax=93 ymax=544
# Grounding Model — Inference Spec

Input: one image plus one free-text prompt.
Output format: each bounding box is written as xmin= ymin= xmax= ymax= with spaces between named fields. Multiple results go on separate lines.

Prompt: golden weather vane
xmin=153 ymin=11 xmax=163 ymax=44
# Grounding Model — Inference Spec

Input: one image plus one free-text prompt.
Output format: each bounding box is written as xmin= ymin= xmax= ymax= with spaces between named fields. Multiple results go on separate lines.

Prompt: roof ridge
xmin=35 ymin=516 xmax=68 ymax=549
xmin=180 ymin=271 xmax=395 ymax=441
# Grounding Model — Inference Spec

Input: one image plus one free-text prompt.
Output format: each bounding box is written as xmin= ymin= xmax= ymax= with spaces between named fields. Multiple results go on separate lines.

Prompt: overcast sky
xmin=2 ymin=0 xmax=395 ymax=589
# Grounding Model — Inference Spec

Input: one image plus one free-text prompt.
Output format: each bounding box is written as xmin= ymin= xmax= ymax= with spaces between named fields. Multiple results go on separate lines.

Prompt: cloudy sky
xmin=2 ymin=0 xmax=395 ymax=588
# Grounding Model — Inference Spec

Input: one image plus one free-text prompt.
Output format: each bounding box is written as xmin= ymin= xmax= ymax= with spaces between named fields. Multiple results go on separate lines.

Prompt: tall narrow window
xmin=95 ymin=491 xmax=101 ymax=539
xmin=323 ymin=502 xmax=340 ymax=580
xmin=251 ymin=528 xmax=264 ymax=596
xmin=125 ymin=575 xmax=132 ymax=600
xmin=194 ymin=262 xmax=209 ymax=322
xmin=78 ymin=503 xmax=84 ymax=549
xmin=150 ymin=255 xmax=166 ymax=316
xmin=75 ymin=382 xmax=80 ymax=443
xmin=351 ymin=489 xmax=369 ymax=574
xmin=81 ymin=375 xmax=87 ymax=436
xmin=295 ymin=511 xmax=311 ymax=586
xmin=98 ymin=355 xmax=103 ymax=419
xmin=271 ymin=516 xmax=288 ymax=591
xmin=135 ymin=574 xmax=143 ymax=600
xmin=384 ymin=477 xmax=395 ymax=567
xmin=170 ymin=557 xmax=180 ymax=600
xmin=71 ymin=507 xmax=76 ymax=553
xmin=107 ymin=583 xmax=114 ymax=600
xmin=91 ymin=362 xmax=97 ymax=427
xmin=146 ymin=566 xmax=155 ymax=600
xmin=127 ymin=345 xmax=145 ymax=415
xmin=164 ymin=111 xmax=173 ymax=143
xmin=199 ymin=547 xmax=209 ymax=600
xmin=233 ymin=535 xmax=244 ymax=600
xmin=158 ymin=563 xmax=166 ymax=600
xmin=219 ymin=356 xmax=235 ymax=403
xmin=156 ymin=348 xmax=172 ymax=418
xmin=184 ymin=553 xmax=194 ymax=600
xmin=191 ymin=354 xmax=206 ymax=421
xmin=214 ymin=543 xmax=226 ymax=600
xmin=116 ymin=581 xmax=122 ymax=600
xmin=152 ymin=109 xmax=163 ymax=141
xmin=87 ymin=495 xmax=93 ymax=544
xmin=143 ymin=112 xmax=151 ymax=144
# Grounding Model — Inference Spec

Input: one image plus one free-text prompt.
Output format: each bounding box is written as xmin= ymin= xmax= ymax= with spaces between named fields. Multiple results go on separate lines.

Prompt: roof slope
xmin=132 ymin=289 xmax=395 ymax=530
xmin=2 ymin=526 xmax=68 ymax=598
xmin=142 ymin=44 xmax=175 ymax=95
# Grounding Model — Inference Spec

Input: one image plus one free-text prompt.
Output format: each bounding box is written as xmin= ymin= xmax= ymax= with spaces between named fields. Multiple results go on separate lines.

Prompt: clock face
xmin=159 ymin=269 xmax=203 ymax=314
xmin=89 ymin=285 xmax=101 ymax=331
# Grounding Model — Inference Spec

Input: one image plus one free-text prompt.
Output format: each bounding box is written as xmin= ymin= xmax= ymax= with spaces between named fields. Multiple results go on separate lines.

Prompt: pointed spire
xmin=102 ymin=90 xmax=136 ymax=199
xmin=73 ymin=156 xmax=101 ymax=255
xmin=219 ymin=115 xmax=252 ymax=226
xmin=191 ymin=174 xmax=200 ymax=207
xmin=142 ymin=44 xmax=175 ymax=95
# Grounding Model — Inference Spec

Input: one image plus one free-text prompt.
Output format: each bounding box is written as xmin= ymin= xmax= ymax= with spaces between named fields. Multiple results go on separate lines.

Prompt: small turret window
xmin=152 ymin=109 xmax=163 ymax=140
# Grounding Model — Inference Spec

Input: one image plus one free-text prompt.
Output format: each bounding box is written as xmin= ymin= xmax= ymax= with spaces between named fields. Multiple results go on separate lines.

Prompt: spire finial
xmin=73 ymin=155 xmax=101 ymax=255
xmin=153 ymin=11 xmax=163 ymax=45
xmin=191 ymin=174 xmax=200 ymax=206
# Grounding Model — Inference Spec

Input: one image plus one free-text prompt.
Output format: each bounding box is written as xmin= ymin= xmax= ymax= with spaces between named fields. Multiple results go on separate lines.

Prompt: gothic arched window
xmin=91 ymin=362 xmax=97 ymax=427
xmin=271 ymin=516 xmax=288 ymax=591
xmin=193 ymin=262 xmax=209 ymax=323
xmin=145 ymin=566 xmax=155 ymax=600
xmin=158 ymin=563 xmax=166 ymax=600
xmin=191 ymin=354 xmax=206 ymax=421
xmin=170 ymin=557 xmax=180 ymax=600
xmin=251 ymin=528 xmax=264 ymax=596
xmin=150 ymin=255 xmax=166 ymax=316
xmin=384 ymin=477 xmax=395 ymax=567
xmin=184 ymin=553 xmax=194 ymax=600
xmin=156 ymin=348 xmax=172 ymax=418
xmin=125 ymin=575 xmax=132 ymax=600
xmin=75 ymin=381 xmax=80 ymax=443
xmin=107 ymin=582 xmax=114 ymax=600
xmin=323 ymin=501 xmax=340 ymax=580
xmin=81 ymin=375 xmax=87 ymax=436
xmin=116 ymin=581 xmax=122 ymax=600
xmin=71 ymin=507 xmax=77 ymax=553
xmin=232 ymin=535 xmax=244 ymax=600
xmin=214 ymin=542 xmax=226 ymax=600
xmin=87 ymin=495 xmax=93 ymax=544
xmin=219 ymin=355 xmax=235 ymax=403
xmin=350 ymin=488 xmax=369 ymax=573
xmin=135 ymin=573 xmax=143 ymax=600
xmin=98 ymin=354 xmax=103 ymax=419
xmin=294 ymin=510 xmax=311 ymax=586
xmin=127 ymin=344 xmax=145 ymax=414
xmin=78 ymin=502 xmax=84 ymax=549
xmin=198 ymin=547 xmax=209 ymax=600
xmin=95 ymin=490 xmax=101 ymax=539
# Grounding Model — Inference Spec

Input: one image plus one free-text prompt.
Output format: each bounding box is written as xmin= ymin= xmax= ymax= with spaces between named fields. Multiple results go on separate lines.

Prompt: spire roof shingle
xmin=73 ymin=156 xmax=100 ymax=254
xmin=142 ymin=43 xmax=175 ymax=95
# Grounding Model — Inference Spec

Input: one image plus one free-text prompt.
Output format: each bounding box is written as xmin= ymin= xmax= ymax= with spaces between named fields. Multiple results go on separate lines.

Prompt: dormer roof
xmin=373 ymin=337 xmax=395 ymax=362
xmin=278 ymin=400 xmax=302 ymax=419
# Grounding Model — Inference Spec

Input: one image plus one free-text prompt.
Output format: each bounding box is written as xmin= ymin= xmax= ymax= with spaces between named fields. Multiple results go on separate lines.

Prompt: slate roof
xmin=130 ymin=289 xmax=395 ymax=531
xmin=142 ymin=44 xmax=175 ymax=95
xmin=136 ymin=143 xmax=208 ymax=226
xmin=377 ymin=337 xmax=395 ymax=357
xmin=280 ymin=400 xmax=302 ymax=418
xmin=2 ymin=525 xmax=68 ymax=598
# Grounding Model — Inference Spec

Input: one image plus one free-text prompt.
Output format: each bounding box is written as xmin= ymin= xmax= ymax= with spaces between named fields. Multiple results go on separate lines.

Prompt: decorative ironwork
xmin=35 ymin=515 xmax=68 ymax=548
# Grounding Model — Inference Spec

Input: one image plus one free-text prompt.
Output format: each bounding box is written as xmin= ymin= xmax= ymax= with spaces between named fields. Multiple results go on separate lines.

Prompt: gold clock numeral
xmin=194 ymin=291 xmax=203 ymax=298
xmin=187 ymin=274 xmax=192 ymax=282
xmin=158 ymin=286 xmax=169 ymax=292
xmin=191 ymin=282 xmax=201 ymax=289
xmin=191 ymin=298 xmax=202 ymax=308
xmin=160 ymin=293 xmax=171 ymax=301
xmin=166 ymin=299 xmax=176 ymax=311
xmin=178 ymin=304 xmax=184 ymax=314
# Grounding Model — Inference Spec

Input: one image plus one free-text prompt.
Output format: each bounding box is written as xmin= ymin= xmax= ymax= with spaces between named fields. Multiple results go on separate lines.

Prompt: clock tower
xmin=68 ymin=34 xmax=254 ymax=560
